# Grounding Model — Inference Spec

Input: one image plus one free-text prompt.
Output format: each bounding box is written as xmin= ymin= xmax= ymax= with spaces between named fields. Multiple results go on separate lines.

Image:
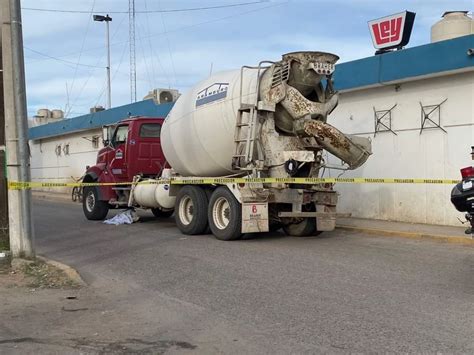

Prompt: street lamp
xmin=93 ymin=14 xmax=112 ymax=109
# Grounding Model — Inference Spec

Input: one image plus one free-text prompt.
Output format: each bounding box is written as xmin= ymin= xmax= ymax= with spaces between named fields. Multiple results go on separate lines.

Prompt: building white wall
xmin=30 ymin=129 xmax=102 ymax=194
xmin=326 ymin=71 xmax=474 ymax=226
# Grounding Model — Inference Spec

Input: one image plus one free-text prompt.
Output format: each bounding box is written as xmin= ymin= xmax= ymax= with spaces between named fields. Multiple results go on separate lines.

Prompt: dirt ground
xmin=0 ymin=260 xmax=81 ymax=290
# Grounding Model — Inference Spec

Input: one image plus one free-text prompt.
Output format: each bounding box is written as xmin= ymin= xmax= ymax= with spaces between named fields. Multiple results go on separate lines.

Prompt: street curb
xmin=36 ymin=255 xmax=87 ymax=287
xmin=337 ymin=225 xmax=474 ymax=245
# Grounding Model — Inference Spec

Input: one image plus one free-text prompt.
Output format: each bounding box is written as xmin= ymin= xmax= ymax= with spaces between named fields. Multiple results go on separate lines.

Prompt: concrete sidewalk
xmin=337 ymin=217 xmax=474 ymax=245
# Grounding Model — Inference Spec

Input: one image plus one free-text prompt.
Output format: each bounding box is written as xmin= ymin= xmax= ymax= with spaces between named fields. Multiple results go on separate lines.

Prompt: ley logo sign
xmin=368 ymin=11 xmax=416 ymax=50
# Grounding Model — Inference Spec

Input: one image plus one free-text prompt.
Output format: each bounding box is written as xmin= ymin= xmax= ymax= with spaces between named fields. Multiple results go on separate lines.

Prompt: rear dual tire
xmin=208 ymin=187 xmax=242 ymax=241
xmin=174 ymin=186 xmax=242 ymax=241
xmin=175 ymin=186 xmax=209 ymax=235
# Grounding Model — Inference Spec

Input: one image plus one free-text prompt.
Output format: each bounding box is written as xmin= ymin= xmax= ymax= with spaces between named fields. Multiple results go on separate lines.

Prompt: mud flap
xmin=242 ymin=202 xmax=269 ymax=233
xmin=315 ymin=205 xmax=336 ymax=231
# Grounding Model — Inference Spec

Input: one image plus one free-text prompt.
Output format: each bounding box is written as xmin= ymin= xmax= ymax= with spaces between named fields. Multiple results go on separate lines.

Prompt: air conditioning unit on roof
xmin=143 ymin=88 xmax=180 ymax=104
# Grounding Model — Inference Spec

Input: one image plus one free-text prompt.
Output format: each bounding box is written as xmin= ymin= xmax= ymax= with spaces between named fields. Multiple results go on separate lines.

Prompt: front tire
xmin=175 ymin=186 xmax=209 ymax=235
xmin=208 ymin=187 xmax=242 ymax=241
xmin=83 ymin=186 xmax=109 ymax=220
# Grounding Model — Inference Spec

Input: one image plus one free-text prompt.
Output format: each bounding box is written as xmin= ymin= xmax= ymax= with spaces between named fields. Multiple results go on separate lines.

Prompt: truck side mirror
xmin=102 ymin=126 xmax=110 ymax=146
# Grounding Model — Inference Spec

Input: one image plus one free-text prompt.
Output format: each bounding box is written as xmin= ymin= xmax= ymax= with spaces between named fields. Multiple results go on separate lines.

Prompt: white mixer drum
xmin=161 ymin=69 xmax=259 ymax=176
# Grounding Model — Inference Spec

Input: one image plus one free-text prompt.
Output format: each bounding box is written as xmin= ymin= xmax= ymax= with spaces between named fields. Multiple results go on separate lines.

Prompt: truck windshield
xmin=113 ymin=125 xmax=129 ymax=146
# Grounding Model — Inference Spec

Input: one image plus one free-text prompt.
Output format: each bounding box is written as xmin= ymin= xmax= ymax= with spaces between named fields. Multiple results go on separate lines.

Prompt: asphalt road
xmin=8 ymin=199 xmax=474 ymax=353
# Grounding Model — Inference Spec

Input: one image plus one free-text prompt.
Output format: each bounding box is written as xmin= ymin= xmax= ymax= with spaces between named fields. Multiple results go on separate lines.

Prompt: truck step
xmin=238 ymin=104 xmax=256 ymax=111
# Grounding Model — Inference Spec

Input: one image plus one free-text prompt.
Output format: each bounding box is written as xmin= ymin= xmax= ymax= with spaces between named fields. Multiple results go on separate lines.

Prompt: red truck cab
xmin=83 ymin=116 xmax=168 ymax=220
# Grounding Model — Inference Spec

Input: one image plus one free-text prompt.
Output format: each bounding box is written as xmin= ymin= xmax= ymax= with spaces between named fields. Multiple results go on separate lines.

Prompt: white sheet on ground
xmin=103 ymin=210 xmax=139 ymax=225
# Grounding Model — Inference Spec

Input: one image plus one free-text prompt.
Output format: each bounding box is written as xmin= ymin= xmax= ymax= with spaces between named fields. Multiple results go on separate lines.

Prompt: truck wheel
xmin=83 ymin=186 xmax=109 ymax=220
xmin=283 ymin=219 xmax=322 ymax=237
xmin=175 ymin=186 xmax=208 ymax=235
xmin=151 ymin=208 xmax=174 ymax=218
xmin=208 ymin=187 xmax=242 ymax=241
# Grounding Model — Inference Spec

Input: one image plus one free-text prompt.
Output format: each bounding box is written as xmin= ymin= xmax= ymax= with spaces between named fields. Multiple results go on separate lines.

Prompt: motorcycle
xmin=451 ymin=147 xmax=474 ymax=235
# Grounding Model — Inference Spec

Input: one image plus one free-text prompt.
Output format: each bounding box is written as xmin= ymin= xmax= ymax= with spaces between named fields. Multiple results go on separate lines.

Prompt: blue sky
xmin=22 ymin=0 xmax=473 ymax=118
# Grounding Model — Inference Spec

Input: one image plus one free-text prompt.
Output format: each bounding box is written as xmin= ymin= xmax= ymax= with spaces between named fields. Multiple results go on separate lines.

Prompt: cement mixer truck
xmin=82 ymin=51 xmax=372 ymax=241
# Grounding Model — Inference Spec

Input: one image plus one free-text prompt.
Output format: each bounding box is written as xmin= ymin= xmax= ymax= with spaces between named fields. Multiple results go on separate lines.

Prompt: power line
xmin=25 ymin=1 xmax=286 ymax=65
xmin=21 ymin=1 xmax=268 ymax=14
xmin=158 ymin=0 xmax=177 ymax=87
xmin=144 ymin=0 xmax=163 ymax=88
xmin=93 ymin=39 xmax=129 ymax=108
xmin=26 ymin=1 xmax=287 ymax=114
xmin=65 ymin=13 xmax=128 ymax=117
xmin=137 ymin=1 xmax=287 ymax=50
xmin=24 ymin=46 xmax=105 ymax=69
xmin=135 ymin=22 xmax=155 ymax=90
xmin=65 ymin=0 xmax=97 ymax=118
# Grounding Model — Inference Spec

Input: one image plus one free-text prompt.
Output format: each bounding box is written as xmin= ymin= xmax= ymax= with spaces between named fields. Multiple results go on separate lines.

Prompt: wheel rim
xmin=86 ymin=190 xmax=95 ymax=212
xmin=178 ymin=195 xmax=194 ymax=225
xmin=213 ymin=197 xmax=230 ymax=230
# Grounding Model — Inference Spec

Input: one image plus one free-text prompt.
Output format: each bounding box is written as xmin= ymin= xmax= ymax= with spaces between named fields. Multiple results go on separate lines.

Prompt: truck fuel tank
xmin=133 ymin=181 xmax=175 ymax=209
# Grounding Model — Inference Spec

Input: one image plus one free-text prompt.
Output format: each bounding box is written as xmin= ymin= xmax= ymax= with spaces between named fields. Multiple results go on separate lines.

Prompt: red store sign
xmin=368 ymin=11 xmax=416 ymax=50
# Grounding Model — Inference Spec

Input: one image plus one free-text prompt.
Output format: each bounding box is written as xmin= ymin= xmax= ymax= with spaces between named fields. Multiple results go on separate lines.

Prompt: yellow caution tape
xmin=7 ymin=177 xmax=460 ymax=190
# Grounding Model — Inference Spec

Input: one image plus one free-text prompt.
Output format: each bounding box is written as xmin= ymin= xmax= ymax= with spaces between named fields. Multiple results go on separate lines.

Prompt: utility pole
xmin=1 ymin=0 xmax=34 ymax=258
xmin=93 ymin=14 xmax=112 ymax=109
xmin=0 ymin=27 xmax=8 ymax=251
xmin=129 ymin=0 xmax=136 ymax=102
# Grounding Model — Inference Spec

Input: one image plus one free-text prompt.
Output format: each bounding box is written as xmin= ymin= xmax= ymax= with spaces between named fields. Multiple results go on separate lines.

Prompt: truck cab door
xmin=129 ymin=122 xmax=166 ymax=177
xmin=108 ymin=124 xmax=129 ymax=180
